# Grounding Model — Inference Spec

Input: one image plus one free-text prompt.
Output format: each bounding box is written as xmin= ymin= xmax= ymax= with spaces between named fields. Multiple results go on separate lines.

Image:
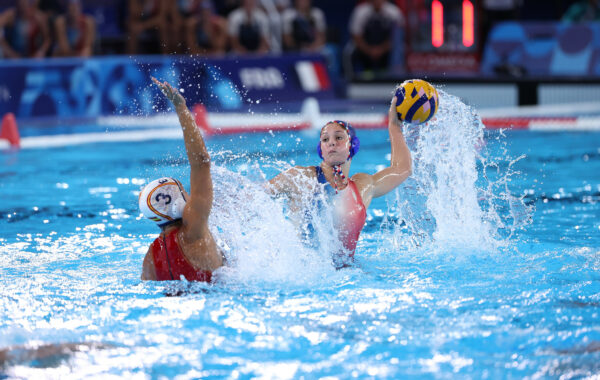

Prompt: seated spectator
xmin=349 ymin=0 xmax=404 ymax=74
xmin=562 ymin=0 xmax=600 ymax=22
xmin=215 ymin=0 xmax=241 ymax=18
xmin=0 ymin=0 xmax=52 ymax=59
xmin=227 ymin=0 xmax=270 ymax=54
xmin=281 ymin=0 xmax=325 ymax=52
xmin=185 ymin=0 xmax=228 ymax=55
xmin=127 ymin=0 xmax=169 ymax=55
xmin=53 ymin=0 xmax=96 ymax=57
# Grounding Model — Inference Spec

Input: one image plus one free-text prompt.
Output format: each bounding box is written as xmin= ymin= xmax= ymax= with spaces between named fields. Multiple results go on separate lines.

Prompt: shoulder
xmin=312 ymin=7 xmax=325 ymax=20
xmin=254 ymin=9 xmax=269 ymax=24
xmin=383 ymin=3 xmax=403 ymax=21
xmin=352 ymin=3 xmax=372 ymax=18
xmin=228 ymin=8 xmax=244 ymax=22
xmin=351 ymin=172 xmax=373 ymax=187
xmin=351 ymin=171 xmax=372 ymax=182
xmin=350 ymin=4 xmax=372 ymax=31
xmin=141 ymin=245 xmax=157 ymax=280
xmin=311 ymin=8 xmax=326 ymax=26
xmin=282 ymin=8 xmax=296 ymax=20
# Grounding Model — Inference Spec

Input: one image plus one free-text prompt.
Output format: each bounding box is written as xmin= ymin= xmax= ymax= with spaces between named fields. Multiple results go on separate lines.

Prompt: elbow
xmin=391 ymin=161 xmax=412 ymax=178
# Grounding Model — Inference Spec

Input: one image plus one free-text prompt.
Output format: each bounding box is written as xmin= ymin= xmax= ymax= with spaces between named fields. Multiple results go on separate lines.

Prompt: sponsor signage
xmin=407 ymin=52 xmax=480 ymax=74
xmin=0 ymin=54 xmax=334 ymax=119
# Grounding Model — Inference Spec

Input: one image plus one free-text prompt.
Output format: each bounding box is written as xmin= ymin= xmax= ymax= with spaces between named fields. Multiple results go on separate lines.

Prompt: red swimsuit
xmin=150 ymin=227 xmax=212 ymax=282
xmin=314 ymin=166 xmax=367 ymax=262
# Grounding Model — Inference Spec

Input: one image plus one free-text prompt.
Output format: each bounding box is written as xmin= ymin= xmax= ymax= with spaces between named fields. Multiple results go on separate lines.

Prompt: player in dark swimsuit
xmin=267 ymin=96 xmax=412 ymax=264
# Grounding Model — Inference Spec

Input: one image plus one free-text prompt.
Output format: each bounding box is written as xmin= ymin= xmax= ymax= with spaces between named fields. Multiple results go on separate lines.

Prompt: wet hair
xmin=317 ymin=120 xmax=360 ymax=160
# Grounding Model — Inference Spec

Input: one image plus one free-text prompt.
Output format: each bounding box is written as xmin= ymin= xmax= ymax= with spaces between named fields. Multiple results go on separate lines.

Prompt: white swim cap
xmin=138 ymin=177 xmax=187 ymax=227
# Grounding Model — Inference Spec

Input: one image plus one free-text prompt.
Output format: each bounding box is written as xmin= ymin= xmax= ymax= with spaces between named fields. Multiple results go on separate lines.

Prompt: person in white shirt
xmin=349 ymin=0 xmax=404 ymax=72
xmin=227 ymin=0 xmax=271 ymax=54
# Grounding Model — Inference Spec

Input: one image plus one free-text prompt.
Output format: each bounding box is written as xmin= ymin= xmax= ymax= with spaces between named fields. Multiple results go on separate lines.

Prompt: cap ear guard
xmin=138 ymin=177 xmax=187 ymax=227
xmin=317 ymin=120 xmax=360 ymax=160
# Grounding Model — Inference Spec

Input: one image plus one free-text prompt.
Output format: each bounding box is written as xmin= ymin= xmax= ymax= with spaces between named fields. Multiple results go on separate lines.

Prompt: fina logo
xmin=239 ymin=67 xmax=285 ymax=90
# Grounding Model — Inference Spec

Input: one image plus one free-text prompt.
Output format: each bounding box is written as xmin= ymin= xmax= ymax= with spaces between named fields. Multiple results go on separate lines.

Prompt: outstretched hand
xmin=152 ymin=77 xmax=185 ymax=107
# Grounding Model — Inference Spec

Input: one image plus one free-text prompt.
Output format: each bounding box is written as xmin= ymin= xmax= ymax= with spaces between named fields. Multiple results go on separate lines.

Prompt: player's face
xmin=320 ymin=123 xmax=350 ymax=165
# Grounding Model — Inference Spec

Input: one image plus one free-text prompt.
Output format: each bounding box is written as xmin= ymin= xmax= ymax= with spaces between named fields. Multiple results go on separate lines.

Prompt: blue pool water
xmin=1 ymin=94 xmax=600 ymax=378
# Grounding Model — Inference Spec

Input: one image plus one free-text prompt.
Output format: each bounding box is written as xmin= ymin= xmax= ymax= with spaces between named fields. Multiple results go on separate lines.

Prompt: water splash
xmin=208 ymin=164 xmax=344 ymax=288
xmin=388 ymin=91 xmax=533 ymax=252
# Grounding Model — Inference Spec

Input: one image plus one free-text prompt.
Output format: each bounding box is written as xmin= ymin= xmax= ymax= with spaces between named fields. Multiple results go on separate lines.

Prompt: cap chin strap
xmin=331 ymin=165 xmax=347 ymax=194
xmin=159 ymin=218 xmax=182 ymax=229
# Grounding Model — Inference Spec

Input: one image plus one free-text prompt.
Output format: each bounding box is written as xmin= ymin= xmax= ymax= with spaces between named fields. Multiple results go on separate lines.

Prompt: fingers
xmin=151 ymin=77 xmax=168 ymax=94
xmin=151 ymin=77 xmax=177 ymax=99
xmin=389 ymin=96 xmax=397 ymax=114
xmin=389 ymin=96 xmax=401 ymax=126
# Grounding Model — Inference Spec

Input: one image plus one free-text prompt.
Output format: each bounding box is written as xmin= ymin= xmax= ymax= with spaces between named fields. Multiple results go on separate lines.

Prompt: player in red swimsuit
xmin=268 ymin=96 xmax=412 ymax=265
xmin=139 ymin=77 xmax=224 ymax=281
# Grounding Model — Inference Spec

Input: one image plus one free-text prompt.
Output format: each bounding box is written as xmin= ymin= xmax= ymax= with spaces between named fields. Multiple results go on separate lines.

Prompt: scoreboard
xmin=404 ymin=0 xmax=481 ymax=74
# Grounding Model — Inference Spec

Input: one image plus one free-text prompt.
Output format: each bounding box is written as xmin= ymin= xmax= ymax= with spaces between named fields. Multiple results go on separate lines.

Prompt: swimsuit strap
xmin=314 ymin=165 xmax=327 ymax=184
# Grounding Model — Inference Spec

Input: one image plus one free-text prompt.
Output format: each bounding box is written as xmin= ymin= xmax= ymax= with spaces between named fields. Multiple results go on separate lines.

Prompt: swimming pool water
xmin=1 ymin=116 xmax=600 ymax=378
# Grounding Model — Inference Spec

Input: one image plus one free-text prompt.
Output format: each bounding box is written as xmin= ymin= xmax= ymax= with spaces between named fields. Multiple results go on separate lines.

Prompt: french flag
xmin=295 ymin=61 xmax=331 ymax=93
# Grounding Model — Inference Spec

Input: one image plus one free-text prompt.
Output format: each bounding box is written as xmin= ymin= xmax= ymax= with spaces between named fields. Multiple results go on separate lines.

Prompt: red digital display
xmin=462 ymin=0 xmax=474 ymax=47
xmin=431 ymin=1 xmax=444 ymax=48
xmin=429 ymin=0 xmax=475 ymax=48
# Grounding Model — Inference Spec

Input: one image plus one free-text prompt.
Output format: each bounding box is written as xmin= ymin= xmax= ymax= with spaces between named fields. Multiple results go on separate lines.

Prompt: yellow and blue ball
xmin=395 ymin=79 xmax=439 ymax=125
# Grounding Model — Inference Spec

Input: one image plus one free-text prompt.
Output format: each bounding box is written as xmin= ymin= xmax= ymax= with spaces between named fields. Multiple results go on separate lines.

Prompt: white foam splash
xmin=208 ymin=165 xmax=344 ymax=288
xmin=389 ymin=91 xmax=532 ymax=252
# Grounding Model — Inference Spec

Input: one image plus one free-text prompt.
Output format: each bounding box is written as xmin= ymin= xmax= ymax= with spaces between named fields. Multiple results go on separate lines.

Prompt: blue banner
xmin=0 ymin=54 xmax=335 ymax=119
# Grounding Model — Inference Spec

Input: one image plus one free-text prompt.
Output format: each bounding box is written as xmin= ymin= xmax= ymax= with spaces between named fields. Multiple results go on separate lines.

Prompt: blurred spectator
xmin=281 ymin=0 xmax=325 ymax=52
xmin=0 ymin=0 xmax=52 ymax=59
xmin=259 ymin=0 xmax=284 ymax=53
xmin=161 ymin=0 xmax=188 ymax=54
xmin=273 ymin=0 xmax=291 ymax=14
xmin=53 ymin=0 xmax=95 ymax=57
xmin=349 ymin=0 xmax=404 ymax=74
xmin=185 ymin=0 xmax=227 ymax=55
xmin=562 ymin=0 xmax=600 ymax=22
xmin=227 ymin=0 xmax=270 ymax=54
xmin=38 ymin=0 xmax=66 ymax=25
xmin=127 ymin=0 xmax=170 ymax=55
xmin=215 ymin=0 xmax=241 ymax=18
xmin=482 ymin=0 xmax=521 ymax=44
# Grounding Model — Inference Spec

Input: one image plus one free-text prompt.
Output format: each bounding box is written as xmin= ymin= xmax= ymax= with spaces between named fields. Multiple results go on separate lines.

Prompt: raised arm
xmin=355 ymin=97 xmax=412 ymax=206
xmin=152 ymin=77 xmax=213 ymax=232
xmin=372 ymin=97 xmax=412 ymax=196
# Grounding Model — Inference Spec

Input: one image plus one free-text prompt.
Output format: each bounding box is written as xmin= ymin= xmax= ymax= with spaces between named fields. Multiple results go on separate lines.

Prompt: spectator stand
xmin=80 ymin=0 xmax=126 ymax=55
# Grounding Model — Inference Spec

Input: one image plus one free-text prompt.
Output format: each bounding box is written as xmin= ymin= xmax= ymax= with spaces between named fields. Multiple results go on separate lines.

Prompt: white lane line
xmin=18 ymin=129 xmax=183 ymax=149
